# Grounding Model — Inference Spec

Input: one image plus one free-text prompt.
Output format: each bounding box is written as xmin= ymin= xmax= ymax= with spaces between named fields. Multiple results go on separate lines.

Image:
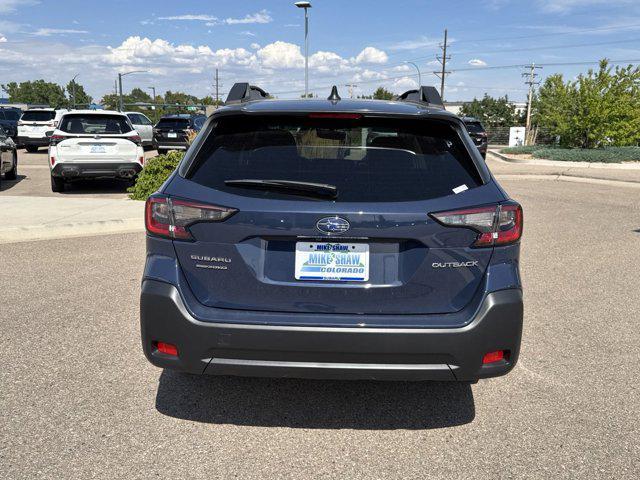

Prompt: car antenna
xmin=327 ymin=86 xmax=341 ymax=101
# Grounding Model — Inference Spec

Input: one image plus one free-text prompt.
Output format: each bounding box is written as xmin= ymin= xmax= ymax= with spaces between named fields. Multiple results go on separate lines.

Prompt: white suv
xmin=17 ymin=108 xmax=67 ymax=153
xmin=48 ymin=110 xmax=145 ymax=192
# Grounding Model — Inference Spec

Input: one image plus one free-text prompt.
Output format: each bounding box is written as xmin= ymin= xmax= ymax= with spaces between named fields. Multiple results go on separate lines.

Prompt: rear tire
xmin=25 ymin=145 xmax=39 ymax=153
xmin=4 ymin=153 xmax=17 ymax=180
xmin=51 ymin=175 xmax=65 ymax=192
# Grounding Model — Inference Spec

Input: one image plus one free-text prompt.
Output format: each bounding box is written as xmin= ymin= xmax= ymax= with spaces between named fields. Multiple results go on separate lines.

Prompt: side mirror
xmin=45 ymin=130 xmax=55 ymax=138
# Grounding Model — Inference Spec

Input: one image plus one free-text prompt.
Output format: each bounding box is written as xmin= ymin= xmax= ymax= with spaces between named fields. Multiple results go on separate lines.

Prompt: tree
xmin=535 ymin=60 xmax=640 ymax=148
xmin=66 ymin=80 xmax=92 ymax=107
xmin=2 ymin=80 xmax=67 ymax=107
xmin=459 ymin=95 xmax=522 ymax=128
xmin=372 ymin=87 xmax=393 ymax=100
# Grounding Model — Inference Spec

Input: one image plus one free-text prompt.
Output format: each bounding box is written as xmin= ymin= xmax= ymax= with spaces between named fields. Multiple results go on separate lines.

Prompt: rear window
xmin=21 ymin=110 xmax=56 ymax=122
xmin=464 ymin=122 xmax=485 ymax=134
xmin=3 ymin=110 xmax=21 ymax=121
xmin=187 ymin=115 xmax=482 ymax=202
xmin=157 ymin=118 xmax=190 ymax=130
xmin=59 ymin=114 xmax=132 ymax=134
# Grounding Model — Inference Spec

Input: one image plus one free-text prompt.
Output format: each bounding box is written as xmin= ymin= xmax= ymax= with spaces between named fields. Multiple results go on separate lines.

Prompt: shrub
xmin=128 ymin=151 xmax=184 ymax=200
xmin=500 ymin=145 xmax=544 ymax=155
xmin=532 ymin=146 xmax=640 ymax=163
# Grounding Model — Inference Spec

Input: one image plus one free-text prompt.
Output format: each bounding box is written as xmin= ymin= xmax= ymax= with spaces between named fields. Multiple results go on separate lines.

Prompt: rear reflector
xmin=431 ymin=202 xmax=523 ymax=247
xmin=50 ymin=156 xmax=55 ymax=166
xmin=145 ymin=195 xmax=237 ymax=241
xmin=483 ymin=350 xmax=505 ymax=364
xmin=155 ymin=341 xmax=178 ymax=356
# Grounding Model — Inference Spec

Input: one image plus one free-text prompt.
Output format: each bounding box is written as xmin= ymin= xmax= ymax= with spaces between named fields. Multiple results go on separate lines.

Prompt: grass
xmin=501 ymin=145 xmax=640 ymax=163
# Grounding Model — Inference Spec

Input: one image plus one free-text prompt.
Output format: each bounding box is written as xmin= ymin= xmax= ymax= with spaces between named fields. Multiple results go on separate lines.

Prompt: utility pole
xmin=522 ymin=63 xmax=542 ymax=145
xmin=214 ymin=68 xmax=221 ymax=105
xmin=345 ymin=83 xmax=357 ymax=98
xmin=434 ymin=29 xmax=451 ymax=101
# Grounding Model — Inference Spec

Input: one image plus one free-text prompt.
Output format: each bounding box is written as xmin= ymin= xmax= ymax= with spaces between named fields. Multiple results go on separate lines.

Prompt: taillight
xmin=128 ymin=134 xmax=142 ymax=146
xmin=49 ymin=134 xmax=67 ymax=146
xmin=145 ymin=195 xmax=237 ymax=241
xmin=50 ymin=156 xmax=55 ymax=166
xmin=430 ymin=202 xmax=523 ymax=247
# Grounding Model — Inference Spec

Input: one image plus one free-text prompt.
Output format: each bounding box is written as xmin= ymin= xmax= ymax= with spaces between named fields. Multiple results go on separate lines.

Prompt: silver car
xmin=125 ymin=112 xmax=155 ymax=150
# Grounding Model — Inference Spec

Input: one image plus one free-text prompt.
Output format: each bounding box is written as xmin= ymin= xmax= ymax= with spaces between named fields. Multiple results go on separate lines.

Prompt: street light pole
xmin=117 ymin=70 xmax=148 ymax=111
xmin=295 ymin=2 xmax=312 ymax=98
xmin=148 ymin=86 xmax=156 ymax=104
xmin=71 ymin=74 xmax=79 ymax=109
xmin=404 ymin=62 xmax=421 ymax=90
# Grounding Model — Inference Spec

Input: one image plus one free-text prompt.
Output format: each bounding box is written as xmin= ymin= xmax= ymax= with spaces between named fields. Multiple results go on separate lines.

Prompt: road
xmin=1 ymin=153 xmax=639 ymax=478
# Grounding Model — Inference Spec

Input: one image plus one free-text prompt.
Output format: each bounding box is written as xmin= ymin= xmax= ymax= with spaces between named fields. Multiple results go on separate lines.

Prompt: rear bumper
xmin=140 ymin=280 xmax=523 ymax=381
xmin=16 ymin=136 xmax=48 ymax=147
xmin=51 ymin=162 xmax=142 ymax=179
xmin=155 ymin=139 xmax=189 ymax=150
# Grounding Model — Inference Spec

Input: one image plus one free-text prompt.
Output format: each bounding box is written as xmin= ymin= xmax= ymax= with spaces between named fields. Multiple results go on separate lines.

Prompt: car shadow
xmin=0 ymin=174 xmax=26 ymax=191
xmin=60 ymin=178 xmax=132 ymax=195
xmin=155 ymin=370 xmax=475 ymax=430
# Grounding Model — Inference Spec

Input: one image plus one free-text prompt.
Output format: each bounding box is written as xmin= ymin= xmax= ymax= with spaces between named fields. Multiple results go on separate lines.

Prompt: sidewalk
xmin=0 ymin=196 xmax=144 ymax=244
xmin=487 ymin=150 xmax=640 ymax=185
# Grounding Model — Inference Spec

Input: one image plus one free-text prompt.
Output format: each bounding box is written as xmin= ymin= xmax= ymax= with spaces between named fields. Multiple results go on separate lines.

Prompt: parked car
xmin=140 ymin=83 xmax=524 ymax=382
xmin=0 ymin=107 xmax=22 ymax=139
xmin=125 ymin=111 xmax=155 ymax=150
xmin=153 ymin=114 xmax=206 ymax=153
xmin=48 ymin=110 xmax=144 ymax=192
xmin=462 ymin=117 xmax=488 ymax=158
xmin=0 ymin=126 xmax=18 ymax=181
xmin=17 ymin=108 xmax=68 ymax=152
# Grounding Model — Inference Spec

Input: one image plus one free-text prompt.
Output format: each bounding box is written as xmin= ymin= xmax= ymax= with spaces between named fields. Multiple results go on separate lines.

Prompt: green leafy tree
xmin=535 ymin=60 xmax=640 ymax=148
xmin=2 ymin=80 xmax=67 ymax=107
xmin=66 ymin=80 xmax=93 ymax=107
xmin=459 ymin=94 xmax=522 ymax=128
xmin=372 ymin=87 xmax=393 ymax=100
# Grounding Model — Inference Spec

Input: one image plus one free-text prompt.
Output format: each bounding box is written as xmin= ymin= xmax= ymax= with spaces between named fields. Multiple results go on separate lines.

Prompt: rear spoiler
xmin=225 ymin=83 xmax=270 ymax=105
xmin=395 ymin=86 xmax=444 ymax=109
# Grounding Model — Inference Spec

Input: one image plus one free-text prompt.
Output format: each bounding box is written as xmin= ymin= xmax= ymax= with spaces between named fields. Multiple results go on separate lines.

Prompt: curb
xmin=0 ymin=218 xmax=144 ymax=244
xmin=494 ymin=174 xmax=640 ymax=189
xmin=488 ymin=149 xmax=640 ymax=170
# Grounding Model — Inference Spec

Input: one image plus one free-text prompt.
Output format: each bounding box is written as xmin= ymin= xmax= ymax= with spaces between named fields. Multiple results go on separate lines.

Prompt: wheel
xmin=25 ymin=145 xmax=39 ymax=153
xmin=50 ymin=175 xmax=65 ymax=192
xmin=4 ymin=153 xmax=17 ymax=180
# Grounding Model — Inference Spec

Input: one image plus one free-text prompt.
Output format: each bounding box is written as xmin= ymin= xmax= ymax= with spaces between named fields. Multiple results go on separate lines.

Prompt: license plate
xmin=295 ymin=242 xmax=369 ymax=282
xmin=167 ymin=132 xmax=177 ymax=138
xmin=91 ymin=144 xmax=106 ymax=153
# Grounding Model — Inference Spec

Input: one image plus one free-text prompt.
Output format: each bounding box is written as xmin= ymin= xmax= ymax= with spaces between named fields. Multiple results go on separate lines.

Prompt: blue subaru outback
xmin=140 ymin=83 xmax=523 ymax=382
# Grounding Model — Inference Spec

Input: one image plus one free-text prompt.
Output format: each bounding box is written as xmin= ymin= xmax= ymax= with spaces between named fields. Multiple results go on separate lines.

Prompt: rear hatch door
xmin=167 ymin=114 xmax=502 ymax=315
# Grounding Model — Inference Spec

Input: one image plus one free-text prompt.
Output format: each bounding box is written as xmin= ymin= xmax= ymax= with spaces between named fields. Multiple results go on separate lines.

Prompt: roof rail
xmin=225 ymin=82 xmax=270 ymax=105
xmin=395 ymin=86 xmax=444 ymax=109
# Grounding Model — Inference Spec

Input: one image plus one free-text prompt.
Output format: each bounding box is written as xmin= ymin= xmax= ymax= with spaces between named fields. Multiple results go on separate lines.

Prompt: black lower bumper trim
xmin=140 ymin=280 xmax=523 ymax=381
xmin=51 ymin=162 xmax=142 ymax=179
xmin=17 ymin=136 xmax=48 ymax=147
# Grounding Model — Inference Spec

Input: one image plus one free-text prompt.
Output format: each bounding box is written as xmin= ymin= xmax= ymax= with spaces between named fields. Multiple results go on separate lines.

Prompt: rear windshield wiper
xmin=224 ymin=179 xmax=338 ymax=199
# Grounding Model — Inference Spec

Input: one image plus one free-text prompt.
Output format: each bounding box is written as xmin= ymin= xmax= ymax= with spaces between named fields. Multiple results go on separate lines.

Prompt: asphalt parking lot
xmin=1 ymin=152 xmax=639 ymax=478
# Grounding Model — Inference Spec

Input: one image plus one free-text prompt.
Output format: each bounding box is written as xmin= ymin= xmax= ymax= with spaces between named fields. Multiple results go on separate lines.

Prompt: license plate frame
xmin=167 ymin=132 xmax=178 ymax=138
xmin=295 ymin=242 xmax=369 ymax=282
xmin=90 ymin=144 xmax=106 ymax=154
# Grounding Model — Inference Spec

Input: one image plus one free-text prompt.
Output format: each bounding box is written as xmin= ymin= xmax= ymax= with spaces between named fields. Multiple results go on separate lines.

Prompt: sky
xmin=1 ymin=0 xmax=640 ymax=103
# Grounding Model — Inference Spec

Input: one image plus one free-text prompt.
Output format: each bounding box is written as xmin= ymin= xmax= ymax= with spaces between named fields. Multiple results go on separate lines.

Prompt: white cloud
xmin=0 ymin=0 xmax=38 ymax=13
xmin=387 ymin=36 xmax=440 ymax=51
xmin=391 ymin=77 xmax=418 ymax=92
xmin=32 ymin=28 xmax=88 ymax=36
xmin=239 ymin=31 xmax=256 ymax=36
xmin=0 ymin=36 xmax=6 ymax=42
xmin=468 ymin=58 xmax=487 ymax=66
xmin=353 ymin=47 xmax=388 ymax=64
xmin=224 ymin=9 xmax=272 ymax=25
xmin=536 ymin=0 xmax=633 ymax=13
xmin=257 ymin=41 xmax=303 ymax=69
xmin=158 ymin=14 xmax=217 ymax=21
xmin=250 ymin=42 xmax=261 ymax=50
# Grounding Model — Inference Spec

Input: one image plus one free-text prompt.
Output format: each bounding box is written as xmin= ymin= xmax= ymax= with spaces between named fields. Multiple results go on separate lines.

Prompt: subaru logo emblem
xmin=316 ymin=216 xmax=350 ymax=235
